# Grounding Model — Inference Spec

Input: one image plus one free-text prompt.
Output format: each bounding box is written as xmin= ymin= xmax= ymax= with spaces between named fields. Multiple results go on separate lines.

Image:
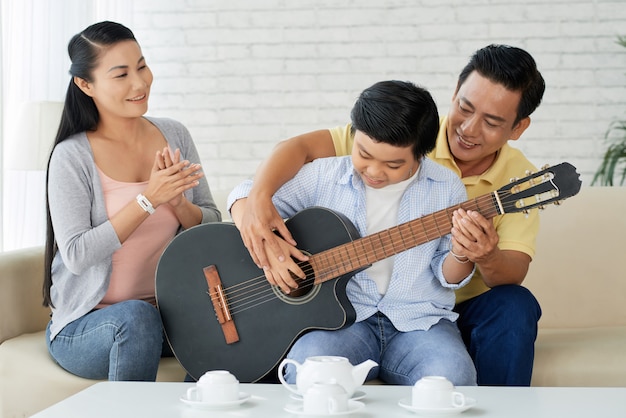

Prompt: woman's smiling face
xmin=75 ymin=40 xmax=153 ymax=119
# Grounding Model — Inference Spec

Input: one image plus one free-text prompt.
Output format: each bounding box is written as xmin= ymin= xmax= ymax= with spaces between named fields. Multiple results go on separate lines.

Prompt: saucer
xmin=284 ymin=400 xmax=365 ymax=416
xmin=290 ymin=390 xmax=366 ymax=402
xmin=179 ymin=392 xmax=250 ymax=409
xmin=398 ymin=397 xmax=476 ymax=416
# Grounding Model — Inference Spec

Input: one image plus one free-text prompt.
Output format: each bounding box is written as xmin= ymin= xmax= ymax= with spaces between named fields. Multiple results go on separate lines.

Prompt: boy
xmin=238 ymin=45 xmax=545 ymax=386
xmin=228 ymin=80 xmax=476 ymax=385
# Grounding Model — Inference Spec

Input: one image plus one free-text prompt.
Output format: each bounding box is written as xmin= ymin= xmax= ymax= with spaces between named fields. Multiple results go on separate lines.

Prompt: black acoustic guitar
xmin=155 ymin=162 xmax=581 ymax=382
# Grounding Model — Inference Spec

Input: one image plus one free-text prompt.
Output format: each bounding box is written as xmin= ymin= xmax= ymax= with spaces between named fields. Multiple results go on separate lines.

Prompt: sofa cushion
xmin=0 ymin=247 xmax=49 ymax=343
xmin=525 ymin=187 xmax=626 ymax=328
xmin=532 ymin=326 xmax=626 ymax=387
xmin=0 ymin=330 xmax=186 ymax=417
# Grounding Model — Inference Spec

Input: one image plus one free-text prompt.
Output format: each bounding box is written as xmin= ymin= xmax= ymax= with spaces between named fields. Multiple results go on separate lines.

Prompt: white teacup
xmin=412 ymin=376 xmax=466 ymax=409
xmin=186 ymin=370 xmax=239 ymax=404
xmin=303 ymin=381 xmax=349 ymax=415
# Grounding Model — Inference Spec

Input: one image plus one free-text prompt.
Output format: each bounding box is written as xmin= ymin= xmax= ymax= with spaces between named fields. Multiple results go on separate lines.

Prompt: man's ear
xmin=509 ymin=117 xmax=531 ymax=141
xmin=73 ymin=76 xmax=93 ymax=97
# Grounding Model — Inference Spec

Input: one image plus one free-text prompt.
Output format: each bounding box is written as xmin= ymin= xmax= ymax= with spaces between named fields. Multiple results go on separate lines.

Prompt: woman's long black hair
xmin=43 ymin=21 xmax=137 ymax=307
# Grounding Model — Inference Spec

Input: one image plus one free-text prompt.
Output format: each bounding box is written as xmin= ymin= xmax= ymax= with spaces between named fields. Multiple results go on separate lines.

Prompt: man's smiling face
xmin=447 ymin=71 xmax=529 ymax=177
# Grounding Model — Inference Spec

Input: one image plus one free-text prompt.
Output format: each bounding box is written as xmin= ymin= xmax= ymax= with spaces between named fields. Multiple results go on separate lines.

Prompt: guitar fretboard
xmin=310 ymin=193 xmax=500 ymax=284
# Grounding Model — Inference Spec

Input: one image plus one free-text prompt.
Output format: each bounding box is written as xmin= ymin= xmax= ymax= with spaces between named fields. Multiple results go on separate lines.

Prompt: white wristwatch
xmin=136 ymin=193 xmax=155 ymax=214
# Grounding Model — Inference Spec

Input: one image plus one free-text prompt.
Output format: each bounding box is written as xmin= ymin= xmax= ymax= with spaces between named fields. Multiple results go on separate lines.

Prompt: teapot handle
xmin=278 ymin=358 xmax=302 ymax=395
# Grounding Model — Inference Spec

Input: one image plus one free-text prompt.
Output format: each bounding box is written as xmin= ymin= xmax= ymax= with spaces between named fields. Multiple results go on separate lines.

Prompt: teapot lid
xmin=307 ymin=356 xmax=349 ymax=363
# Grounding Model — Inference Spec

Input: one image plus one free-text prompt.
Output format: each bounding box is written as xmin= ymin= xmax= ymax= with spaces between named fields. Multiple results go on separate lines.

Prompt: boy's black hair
xmin=350 ymin=80 xmax=439 ymax=161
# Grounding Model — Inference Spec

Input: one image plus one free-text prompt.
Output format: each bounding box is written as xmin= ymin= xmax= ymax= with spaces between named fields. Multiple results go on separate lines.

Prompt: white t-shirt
xmin=364 ymin=169 xmax=418 ymax=294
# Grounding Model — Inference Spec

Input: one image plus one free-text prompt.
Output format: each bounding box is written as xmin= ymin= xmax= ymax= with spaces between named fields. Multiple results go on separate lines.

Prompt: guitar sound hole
xmin=273 ymin=260 xmax=320 ymax=304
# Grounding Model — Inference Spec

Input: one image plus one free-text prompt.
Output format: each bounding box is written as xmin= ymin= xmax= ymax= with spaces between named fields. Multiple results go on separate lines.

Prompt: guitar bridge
xmin=203 ymin=265 xmax=240 ymax=344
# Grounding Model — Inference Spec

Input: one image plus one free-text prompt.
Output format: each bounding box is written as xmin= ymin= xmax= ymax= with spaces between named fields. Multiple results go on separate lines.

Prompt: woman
xmin=42 ymin=21 xmax=220 ymax=381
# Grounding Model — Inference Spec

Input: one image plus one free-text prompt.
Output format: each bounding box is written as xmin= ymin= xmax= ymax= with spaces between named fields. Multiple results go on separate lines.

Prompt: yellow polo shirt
xmin=329 ymin=118 xmax=539 ymax=303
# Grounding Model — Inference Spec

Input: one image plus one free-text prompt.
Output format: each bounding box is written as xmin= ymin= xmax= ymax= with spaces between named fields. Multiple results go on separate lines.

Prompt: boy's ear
xmin=74 ymin=76 xmax=94 ymax=97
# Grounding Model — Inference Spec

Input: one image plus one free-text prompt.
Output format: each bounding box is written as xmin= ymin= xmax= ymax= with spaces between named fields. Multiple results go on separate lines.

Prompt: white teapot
xmin=278 ymin=356 xmax=377 ymax=397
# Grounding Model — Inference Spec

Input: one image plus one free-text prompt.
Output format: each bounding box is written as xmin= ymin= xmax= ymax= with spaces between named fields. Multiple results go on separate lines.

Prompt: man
xmin=236 ymin=44 xmax=545 ymax=386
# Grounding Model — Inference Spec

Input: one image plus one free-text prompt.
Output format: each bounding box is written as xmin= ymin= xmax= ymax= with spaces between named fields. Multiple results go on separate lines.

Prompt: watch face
xmin=136 ymin=194 xmax=155 ymax=214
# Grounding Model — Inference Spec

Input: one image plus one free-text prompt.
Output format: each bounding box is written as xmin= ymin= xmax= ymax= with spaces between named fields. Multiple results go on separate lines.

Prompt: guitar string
xmin=218 ymin=189 xmax=516 ymax=314
xmin=225 ymin=171 xmax=570 ymax=314
xmin=215 ymin=192 xmax=520 ymax=315
xmin=216 ymin=174 xmax=568 ymax=316
xmin=216 ymin=192 xmax=503 ymax=298
xmin=219 ymin=191 xmax=505 ymax=299
xmin=212 ymin=192 xmax=525 ymax=316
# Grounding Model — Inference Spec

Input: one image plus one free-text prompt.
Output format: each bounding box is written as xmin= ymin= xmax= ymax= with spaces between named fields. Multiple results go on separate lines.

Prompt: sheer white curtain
xmin=0 ymin=0 xmax=132 ymax=251
xmin=0 ymin=3 xmax=3 ymax=250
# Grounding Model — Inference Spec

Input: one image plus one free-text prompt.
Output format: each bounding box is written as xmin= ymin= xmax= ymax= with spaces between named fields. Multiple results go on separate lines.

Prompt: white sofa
xmin=525 ymin=186 xmax=626 ymax=387
xmin=0 ymin=191 xmax=235 ymax=418
xmin=1 ymin=187 xmax=625 ymax=417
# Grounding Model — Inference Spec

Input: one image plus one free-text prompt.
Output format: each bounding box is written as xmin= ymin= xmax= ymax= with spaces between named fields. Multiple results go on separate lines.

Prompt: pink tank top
xmin=96 ymin=167 xmax=180 ymax=307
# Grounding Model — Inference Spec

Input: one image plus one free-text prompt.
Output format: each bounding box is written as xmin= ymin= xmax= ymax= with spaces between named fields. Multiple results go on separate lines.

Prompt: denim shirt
xmin=228 ymin=156 xmax=472 ymax=331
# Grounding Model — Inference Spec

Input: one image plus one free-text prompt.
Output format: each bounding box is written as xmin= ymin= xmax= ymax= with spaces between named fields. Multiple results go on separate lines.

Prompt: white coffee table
xmin=31 ymin=382 xmax=626 ymax=417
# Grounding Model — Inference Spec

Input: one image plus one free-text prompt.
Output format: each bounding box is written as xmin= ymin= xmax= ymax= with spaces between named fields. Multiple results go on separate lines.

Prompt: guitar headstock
xmin=496 ymin=162 xmax=582 ymax=215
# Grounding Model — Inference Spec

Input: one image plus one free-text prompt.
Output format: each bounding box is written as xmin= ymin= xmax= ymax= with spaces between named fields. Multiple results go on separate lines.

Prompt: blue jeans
xmin=283 ymin=312 xmax=476 ymax=386
xmin=46 ymin=300 xmax=167 ymax=381
xmin=454 ymin=285 xmax=542 ymax=386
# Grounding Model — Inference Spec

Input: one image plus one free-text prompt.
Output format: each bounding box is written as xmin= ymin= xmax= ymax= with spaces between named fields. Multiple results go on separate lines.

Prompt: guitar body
xmin=155 ymin=207 xmax=361 ymax=382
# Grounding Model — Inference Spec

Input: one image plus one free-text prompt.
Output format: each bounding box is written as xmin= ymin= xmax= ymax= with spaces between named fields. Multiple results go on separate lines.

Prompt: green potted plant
xmin=593 ymin=36 xmax=626 ymax=186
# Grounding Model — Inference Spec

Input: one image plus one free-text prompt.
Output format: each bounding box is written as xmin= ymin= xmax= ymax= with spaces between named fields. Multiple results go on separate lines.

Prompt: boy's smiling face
xmin=351 ymin=130 xmax=418 ymax=189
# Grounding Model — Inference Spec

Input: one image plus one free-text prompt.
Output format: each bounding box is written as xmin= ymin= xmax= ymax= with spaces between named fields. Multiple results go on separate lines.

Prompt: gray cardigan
xmin=47 ymin=116 xmax=221 ymax=340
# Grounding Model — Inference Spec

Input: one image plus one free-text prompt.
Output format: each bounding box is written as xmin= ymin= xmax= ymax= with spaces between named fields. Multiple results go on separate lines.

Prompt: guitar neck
xmin=310 ymin=192 xmax=500 ymax=284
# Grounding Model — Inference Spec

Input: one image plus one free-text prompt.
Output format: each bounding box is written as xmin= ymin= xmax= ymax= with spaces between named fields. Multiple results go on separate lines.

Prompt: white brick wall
xmin=130 ymin=0 xmax=626 ymax=191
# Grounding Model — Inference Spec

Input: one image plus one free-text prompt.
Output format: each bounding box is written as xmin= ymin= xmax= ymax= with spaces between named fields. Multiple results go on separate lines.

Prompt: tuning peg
xmin=522 ymin=209 xmax=530 ymax=218
xmin=541 ymin=164 xmax=550 ymax=170
xmin=553 ymin=200 xmax=562 ymax=206
xmin=510 ymin=177 xmax=519 ymax=183
xmin=537 ymin=205 xmax=545 ymax=210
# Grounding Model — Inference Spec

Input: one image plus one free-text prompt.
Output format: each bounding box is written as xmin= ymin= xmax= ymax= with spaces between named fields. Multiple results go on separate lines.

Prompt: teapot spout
xmin=352 ymin=359 xmax=377 ymax=385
